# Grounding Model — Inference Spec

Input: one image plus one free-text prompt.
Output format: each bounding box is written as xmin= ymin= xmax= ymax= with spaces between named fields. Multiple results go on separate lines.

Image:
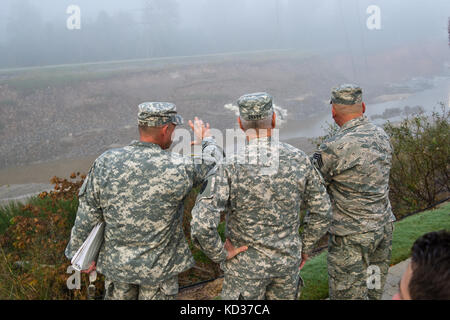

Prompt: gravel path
xmin=0 ymin=183 xmax=53 ymax=206
xmin=381 ymin=258 xmax=411 ymax=300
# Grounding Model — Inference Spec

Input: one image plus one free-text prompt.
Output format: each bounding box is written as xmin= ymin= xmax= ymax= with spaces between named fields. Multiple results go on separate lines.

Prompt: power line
xmin=356 ymin=0 xmax=369 ymax=78
xmin=338 ymin=0 xmax=357 ymax=81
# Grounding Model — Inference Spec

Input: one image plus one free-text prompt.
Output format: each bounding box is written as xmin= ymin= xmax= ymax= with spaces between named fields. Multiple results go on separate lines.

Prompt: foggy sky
xmin=0 ymin=0 xmax=448 ymax=68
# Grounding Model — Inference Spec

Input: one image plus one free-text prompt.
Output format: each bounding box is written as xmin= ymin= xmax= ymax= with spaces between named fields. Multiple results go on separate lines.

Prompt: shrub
xmin=384 ymin=104 xmax=450 ymax=217
xmin=0 ymin=173 xmax=104 ymax=299
xmin=0 ymin=173 xmax=223 ymax=298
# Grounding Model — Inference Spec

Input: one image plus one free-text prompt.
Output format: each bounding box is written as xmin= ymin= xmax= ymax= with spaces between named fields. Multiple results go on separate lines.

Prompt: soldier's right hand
xmin=224 ymin=238 xmax=248 ymax=260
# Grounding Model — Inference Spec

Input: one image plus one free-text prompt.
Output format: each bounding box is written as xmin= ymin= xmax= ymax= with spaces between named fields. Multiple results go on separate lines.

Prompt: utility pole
xmin=275 ymin=0 xmax=280 ymax=48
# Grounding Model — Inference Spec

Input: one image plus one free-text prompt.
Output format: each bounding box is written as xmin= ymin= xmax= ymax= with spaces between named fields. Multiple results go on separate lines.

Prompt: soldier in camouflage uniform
xmin=65 ymin=102 xmax=220 ymax=300
xmin=191 ymin=93 xmax=332 ymax=300
xmin=312 ymin=84 xmax=396 ymax=300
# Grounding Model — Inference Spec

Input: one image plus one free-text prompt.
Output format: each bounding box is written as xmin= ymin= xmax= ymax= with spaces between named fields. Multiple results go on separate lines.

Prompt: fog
xmin=0 ymin=0 xmax=449 ymax=189
xmin=0 ymin=0 xmax=448 ymax=68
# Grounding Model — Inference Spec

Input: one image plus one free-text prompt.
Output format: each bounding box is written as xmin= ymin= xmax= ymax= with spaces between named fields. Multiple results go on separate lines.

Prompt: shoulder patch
xmin=313 ymin=152 xmax=324 ymax=169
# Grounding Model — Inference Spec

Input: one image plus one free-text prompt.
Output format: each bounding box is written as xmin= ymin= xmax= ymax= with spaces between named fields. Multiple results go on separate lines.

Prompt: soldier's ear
xmin=362 ymin=102 xmax=366 ymax=114
xmin=272 ymin=112 xmax=276 ymax=129
xmin=161 ymin=124 xmax=170 ymax=137
xmin=237 ymin=117 xmax=244 ymax=131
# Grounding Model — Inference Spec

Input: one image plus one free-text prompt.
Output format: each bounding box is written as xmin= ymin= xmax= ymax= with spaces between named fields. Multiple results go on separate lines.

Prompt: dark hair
xmin=409 ymin=230 xmax=450 ymax=300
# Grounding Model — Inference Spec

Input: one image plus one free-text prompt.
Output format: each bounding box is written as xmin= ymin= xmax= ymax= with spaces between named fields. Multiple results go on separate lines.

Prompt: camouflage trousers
xmin=327 ymin=222 xmax=394 ymax=300
xmin=103 ymin=276 xmax=178 ymax=300
xmin=221 ymin=271 xmax=303 ymax=300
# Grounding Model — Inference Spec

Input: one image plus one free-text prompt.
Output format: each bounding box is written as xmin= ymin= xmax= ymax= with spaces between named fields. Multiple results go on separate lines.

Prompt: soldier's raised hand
xmin=224 ymin=238 xmax=248 ymax=260
xmin=188 ymin=117 xmax=211 ymax=145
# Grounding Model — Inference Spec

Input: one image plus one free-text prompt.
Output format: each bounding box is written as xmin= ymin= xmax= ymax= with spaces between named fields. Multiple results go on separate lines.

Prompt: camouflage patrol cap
xmin=137 ymin=102 xmax=184 ymax=127
xmin=238 ymin=92 xmax=274 ymax=121
xmin=330 ymin=84 xmax=363 ymax=105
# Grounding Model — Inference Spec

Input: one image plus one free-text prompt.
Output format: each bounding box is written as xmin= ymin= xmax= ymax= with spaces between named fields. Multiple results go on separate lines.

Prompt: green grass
xmin=0 ymin=201 xmax=23 ymax=234
xmin=299 ymin=202 xmax=450 ymax=300
xmin=390 ymin=203 xmax=450 ymax=264
xmin=298 ymin=251 xmax=328 ymax=300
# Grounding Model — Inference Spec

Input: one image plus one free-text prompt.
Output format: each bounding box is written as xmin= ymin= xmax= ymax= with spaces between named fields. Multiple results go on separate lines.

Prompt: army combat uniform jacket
xmin=65 ymin=137 xmax=220 ymax=285
xmin=312 ymin=116 xmax=396 ymax=236
xmin=191 ymin=137 xmax=331 ymax=279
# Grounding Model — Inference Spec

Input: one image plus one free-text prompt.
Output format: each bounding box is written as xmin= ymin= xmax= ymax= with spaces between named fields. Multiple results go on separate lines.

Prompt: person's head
xmin=137 ymin=102 xmax=183 ymax=150
xmin=138 ymin=123 xmax=176 ymax=150
xmin=393 ymin=230 xmax=450 ymax=300
xmin=330 ymin=84 xmax=366 ymax=127
xmin=237 ymin=92 xmax=276 ymax=139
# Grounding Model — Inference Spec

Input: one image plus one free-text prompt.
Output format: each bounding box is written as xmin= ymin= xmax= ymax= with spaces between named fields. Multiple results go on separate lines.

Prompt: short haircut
xmin=333 ymin=103 xmax=363 ymax=115
xmin=138 ymin=123 xmax=166 ymax=135
xmin=240 ymin=112 xmax=274 ymax=130
xmin=409 ymin=230 xmax=450 ymax=300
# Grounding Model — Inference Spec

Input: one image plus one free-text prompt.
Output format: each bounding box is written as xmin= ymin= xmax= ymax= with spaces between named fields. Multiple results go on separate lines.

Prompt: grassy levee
xmin=0 ymin=50 xmax=312 ymax=95
xmin=299 ymin=202 xmax=450 ymax=300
